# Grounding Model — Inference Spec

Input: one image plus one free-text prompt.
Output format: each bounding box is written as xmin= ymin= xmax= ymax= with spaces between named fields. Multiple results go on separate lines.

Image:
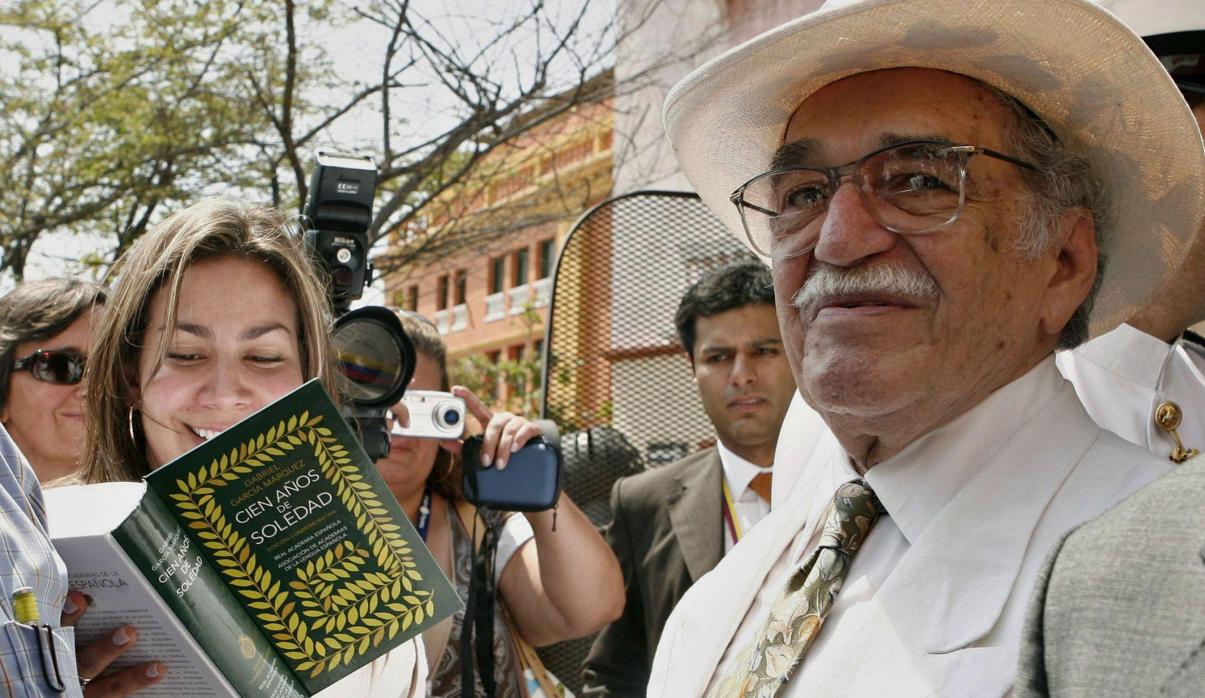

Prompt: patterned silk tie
xmin=709 ymin=479 xmax=884 ymax=698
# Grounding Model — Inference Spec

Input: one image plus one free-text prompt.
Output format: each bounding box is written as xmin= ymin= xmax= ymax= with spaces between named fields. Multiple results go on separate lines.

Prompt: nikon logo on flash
xmin=337 ymin=181 xmax=359 ymax=195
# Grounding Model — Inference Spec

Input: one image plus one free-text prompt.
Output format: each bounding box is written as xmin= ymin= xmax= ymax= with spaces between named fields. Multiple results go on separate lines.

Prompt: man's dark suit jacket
xmin=581 ymin=448 xmax=724 ymax=697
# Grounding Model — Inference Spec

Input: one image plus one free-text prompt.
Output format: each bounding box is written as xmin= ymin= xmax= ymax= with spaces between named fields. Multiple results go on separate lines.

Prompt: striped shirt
xmin=0 ymin=424 xmax=81 ymax=697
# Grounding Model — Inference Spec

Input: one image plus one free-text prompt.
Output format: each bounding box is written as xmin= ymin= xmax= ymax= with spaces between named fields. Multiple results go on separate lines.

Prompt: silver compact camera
xmin=391 ymin=390 xmax=467 ymax=440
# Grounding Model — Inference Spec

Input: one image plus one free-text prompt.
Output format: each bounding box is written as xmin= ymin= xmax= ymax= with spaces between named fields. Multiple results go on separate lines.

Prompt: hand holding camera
xmin=390 ymin=386 xmax=544 ymax=469
xmin=390 ymin=387 xmax=557 ymax=511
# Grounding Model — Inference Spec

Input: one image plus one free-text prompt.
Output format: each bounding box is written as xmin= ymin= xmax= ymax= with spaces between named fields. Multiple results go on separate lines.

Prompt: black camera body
xmin=302 ymin=152 xmax=413 ymax=462
xmin=461 ymin=436 xmax=562 ymax=512
xmin=303 ymin=152 xmax=377 ymax=313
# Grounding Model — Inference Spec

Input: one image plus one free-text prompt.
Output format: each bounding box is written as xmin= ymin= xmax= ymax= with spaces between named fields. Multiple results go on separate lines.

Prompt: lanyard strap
xmin=415 ymin=487 xmax=432 ymax=541
xmin=721 ymin=478 xmax=744 ymax=544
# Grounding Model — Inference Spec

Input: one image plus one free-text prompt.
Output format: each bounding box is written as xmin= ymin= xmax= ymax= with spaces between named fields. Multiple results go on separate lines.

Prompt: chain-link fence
xmin=537 ymin=190 xmax=758 ymax=692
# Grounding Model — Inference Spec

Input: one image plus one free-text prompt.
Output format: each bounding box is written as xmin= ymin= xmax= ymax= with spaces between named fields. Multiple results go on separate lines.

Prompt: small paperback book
xmin=47 ymin=379 xmax=461 ymax=697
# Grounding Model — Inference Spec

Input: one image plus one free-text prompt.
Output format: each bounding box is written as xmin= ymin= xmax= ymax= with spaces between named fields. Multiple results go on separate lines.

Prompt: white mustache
xmin=792 ymin=264 xmax=940 ymax=311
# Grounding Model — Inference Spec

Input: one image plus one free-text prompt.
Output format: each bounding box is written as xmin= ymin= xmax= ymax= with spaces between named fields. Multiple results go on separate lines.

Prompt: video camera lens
xmin=332 ymin=306 xmax=415 ymax=408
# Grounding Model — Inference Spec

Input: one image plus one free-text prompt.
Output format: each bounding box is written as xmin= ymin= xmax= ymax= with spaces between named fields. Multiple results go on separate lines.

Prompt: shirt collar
xmin=863 ymin=356 xmax=1065 ymax=545
xmin=1060 ymin=321 xmax=1171 ymax=388
xmin=716 ymin=440 xmax=772 ymax=500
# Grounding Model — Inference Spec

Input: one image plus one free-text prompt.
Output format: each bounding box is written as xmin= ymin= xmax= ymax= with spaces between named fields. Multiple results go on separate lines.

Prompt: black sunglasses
xmin=12 ymin=349 xmax=86 ymax=385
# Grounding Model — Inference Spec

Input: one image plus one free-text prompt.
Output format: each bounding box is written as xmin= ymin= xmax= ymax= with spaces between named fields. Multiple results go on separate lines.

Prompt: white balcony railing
xmin=485 ymin=292 xmax=506 ymax=322
xmin=532 ymin=277 xmax=551 ymax=308
xmin=507 ymin=284 xmax=532 ymax=315
xmin=433 ymin=309 xmax=452 ymax=335
xmin=451 ymin=304 xmax=468 ymax=332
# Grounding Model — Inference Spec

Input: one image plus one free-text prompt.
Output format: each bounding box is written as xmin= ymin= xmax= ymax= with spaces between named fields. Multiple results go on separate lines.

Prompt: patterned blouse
xmin=428 ymin=507 xmax=530 ymax=697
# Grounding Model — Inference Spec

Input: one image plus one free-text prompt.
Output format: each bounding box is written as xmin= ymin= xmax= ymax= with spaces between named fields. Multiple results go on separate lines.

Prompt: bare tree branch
xmin=0 ymin=0 xmax=708 ymax=283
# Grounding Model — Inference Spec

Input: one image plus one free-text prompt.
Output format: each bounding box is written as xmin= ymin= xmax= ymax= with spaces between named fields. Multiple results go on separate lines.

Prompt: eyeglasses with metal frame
xmin=12 ymin=349 xmax=86 ymax=386
xmin=729 ymin=140 xmax=1040 ymax=259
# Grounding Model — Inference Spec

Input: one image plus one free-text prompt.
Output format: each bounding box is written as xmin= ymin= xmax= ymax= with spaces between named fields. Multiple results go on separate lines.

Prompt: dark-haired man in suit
xmin=581 ymin=262 xmax=795 ymax=696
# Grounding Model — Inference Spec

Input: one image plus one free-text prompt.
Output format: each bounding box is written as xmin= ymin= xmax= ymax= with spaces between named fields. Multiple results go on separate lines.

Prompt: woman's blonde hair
xmin=81 ymin=198 xmax=337 ymax=483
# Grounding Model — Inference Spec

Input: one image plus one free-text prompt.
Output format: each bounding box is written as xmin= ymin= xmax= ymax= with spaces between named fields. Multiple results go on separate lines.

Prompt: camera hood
xmin=333 ymin=306 xmax=415 ymax=409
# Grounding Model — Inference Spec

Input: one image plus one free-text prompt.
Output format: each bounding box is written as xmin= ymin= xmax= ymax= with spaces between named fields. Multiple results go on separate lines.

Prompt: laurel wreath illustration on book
xmin=168 ymin=411 xmax=437 ymax=678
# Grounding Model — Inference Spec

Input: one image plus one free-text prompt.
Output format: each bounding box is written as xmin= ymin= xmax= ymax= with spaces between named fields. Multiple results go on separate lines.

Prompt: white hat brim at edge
xmin=663 ymin=0 xmax=1205 ymax=338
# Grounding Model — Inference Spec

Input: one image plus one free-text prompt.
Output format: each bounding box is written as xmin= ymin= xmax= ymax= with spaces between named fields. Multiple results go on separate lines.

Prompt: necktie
xmin=748 ymin=472 xmax=773 ymax=502
xmin=709 ymin=479 xmax=884 ymax=698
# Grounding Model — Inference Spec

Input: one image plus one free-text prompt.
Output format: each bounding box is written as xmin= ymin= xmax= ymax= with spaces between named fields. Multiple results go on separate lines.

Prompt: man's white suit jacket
xmin=649 ymin=361 xmax=1169 ymax=697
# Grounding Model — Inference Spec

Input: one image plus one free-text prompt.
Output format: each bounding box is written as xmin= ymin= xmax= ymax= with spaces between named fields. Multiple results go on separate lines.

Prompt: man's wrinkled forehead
xmin=774 ymin=68 xmax=1008 ymax=166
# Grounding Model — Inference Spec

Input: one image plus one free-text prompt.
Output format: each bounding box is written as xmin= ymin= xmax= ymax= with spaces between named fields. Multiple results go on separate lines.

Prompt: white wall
xmin=612 ymin=0 xmax=726 ymax=195
xmin=611 ymin=0 xmax=827 ymax=195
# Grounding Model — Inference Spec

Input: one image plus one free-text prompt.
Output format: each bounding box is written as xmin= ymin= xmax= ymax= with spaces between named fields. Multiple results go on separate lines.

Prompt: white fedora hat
xmin=663 ymin=0 xmax=1205 ymax=337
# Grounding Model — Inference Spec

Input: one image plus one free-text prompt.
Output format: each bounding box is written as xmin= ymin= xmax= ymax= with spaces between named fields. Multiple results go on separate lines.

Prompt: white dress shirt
xmin=773 ymin=324 xmax=1205 ymax=508
xmin=649 ymin=357 xmax=1171 ymax=697
xmin=716 ymin=441 xmax=772 ymax=551
xmin=1058 ymin=322 xmax=1205 ymax=460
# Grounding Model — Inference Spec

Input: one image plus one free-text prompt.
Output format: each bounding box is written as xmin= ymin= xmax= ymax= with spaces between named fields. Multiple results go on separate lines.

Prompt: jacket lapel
xmin=666 ymin=450 xmax=724 ymax=582
xmin=877 ymin=382 xmax=1101 ymax=656
xmin=661 ymin=437 xmax=842 ymax=697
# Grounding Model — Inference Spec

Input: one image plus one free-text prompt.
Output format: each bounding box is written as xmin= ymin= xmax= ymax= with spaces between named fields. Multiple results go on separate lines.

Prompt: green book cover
xmin=113 ymin=488 xmax=306 ymax=696
xmin=49 ymin=378 xmax=460 ymax=696
xmin=146 ymin=378 xmax=461 ymax=693
xmin=51 ymin=480 xmax=306 ymax=697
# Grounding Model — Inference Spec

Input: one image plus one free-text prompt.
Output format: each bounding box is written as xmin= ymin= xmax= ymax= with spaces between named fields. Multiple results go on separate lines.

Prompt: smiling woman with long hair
xmin=79 ymin=197 xmax=425 ymax=696
xmin=80 ymin=198 xmax=336 ymax=484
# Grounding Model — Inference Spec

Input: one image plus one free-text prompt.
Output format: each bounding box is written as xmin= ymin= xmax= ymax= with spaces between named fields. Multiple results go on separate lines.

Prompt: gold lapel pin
xmin=1154 ymin=401 xmax=1199 ymax=464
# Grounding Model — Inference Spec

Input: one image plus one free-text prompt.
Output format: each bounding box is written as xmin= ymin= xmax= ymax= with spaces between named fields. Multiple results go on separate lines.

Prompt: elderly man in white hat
xmin=646 ymin=0 xmax=1204 ymax=695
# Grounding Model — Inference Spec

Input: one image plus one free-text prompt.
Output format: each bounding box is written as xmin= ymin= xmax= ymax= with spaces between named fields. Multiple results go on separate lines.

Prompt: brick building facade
xmin=380 ymin=82 xmax=614 ymax=409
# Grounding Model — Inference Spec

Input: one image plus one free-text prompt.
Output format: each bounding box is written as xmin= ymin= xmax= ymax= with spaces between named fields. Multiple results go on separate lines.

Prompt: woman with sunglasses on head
xmin=377 ymin=313 xmax=623 ymax=697
xmin=0 ymin=280 xmax=172 ymax=696
xmin=0 ymin=278 xmax=105 ymax=484
xmin=0 ymin=279 xmax=110 ymax=696
xmin=76 ymin=197 xmax=425 ymax=696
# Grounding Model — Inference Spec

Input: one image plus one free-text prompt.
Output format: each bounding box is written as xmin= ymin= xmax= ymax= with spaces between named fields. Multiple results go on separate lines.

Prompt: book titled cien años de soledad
xmin=46 ymin=379 xmax=461 ymax=697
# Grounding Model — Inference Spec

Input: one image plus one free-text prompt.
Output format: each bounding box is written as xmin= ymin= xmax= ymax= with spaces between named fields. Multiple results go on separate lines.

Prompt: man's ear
xmin=1039 ymin=208 xmax=1098 ymax=338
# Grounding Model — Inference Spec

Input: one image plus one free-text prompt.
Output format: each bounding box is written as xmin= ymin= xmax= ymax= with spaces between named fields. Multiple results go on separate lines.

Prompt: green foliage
xmin=449 ymin=353 xmax=500 ymax=402
xmin=449 ymin=353 xmax=543 ymax=418
xmin=448 ymin=300 xmax=545 ymax=416
xmin=0 ymin=0 xmax=296 ymax=277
